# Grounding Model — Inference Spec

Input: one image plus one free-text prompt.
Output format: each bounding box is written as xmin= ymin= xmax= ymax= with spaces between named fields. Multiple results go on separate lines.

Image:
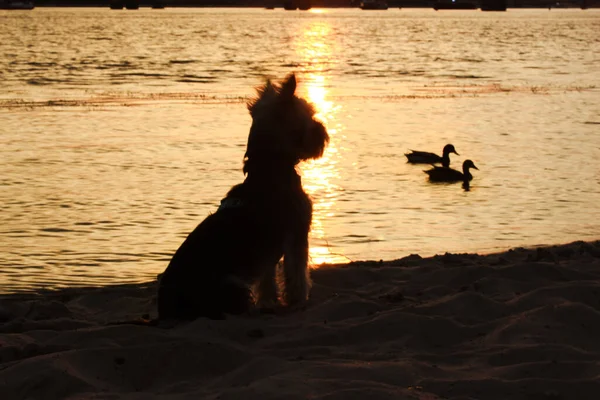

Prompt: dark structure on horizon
xmin=480 ymin=0 xmax=507 ymax=10
xmin=30 ymin=0 xmax=600 ymax=8
xmin=433 ymin=0 xmax=478 ymax=9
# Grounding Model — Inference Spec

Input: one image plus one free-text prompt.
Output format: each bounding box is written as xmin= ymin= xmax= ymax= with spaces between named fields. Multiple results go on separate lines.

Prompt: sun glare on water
xmin=293 ymin=20 xmax=346 ymax=266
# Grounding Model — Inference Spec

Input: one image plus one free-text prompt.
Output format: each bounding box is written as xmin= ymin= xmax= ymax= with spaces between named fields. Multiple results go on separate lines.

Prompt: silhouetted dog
xmin=157 ymin=74 xmax=329 ymax=320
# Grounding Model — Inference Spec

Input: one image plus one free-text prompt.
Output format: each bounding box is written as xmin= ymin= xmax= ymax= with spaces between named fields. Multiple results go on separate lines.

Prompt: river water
xmin=1 ymin=7 xmax=599 ymax=293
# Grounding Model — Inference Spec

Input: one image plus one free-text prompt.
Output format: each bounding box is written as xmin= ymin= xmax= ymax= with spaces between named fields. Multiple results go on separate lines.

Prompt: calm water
xmin=1 ymin=8 xmax=599 ymax=293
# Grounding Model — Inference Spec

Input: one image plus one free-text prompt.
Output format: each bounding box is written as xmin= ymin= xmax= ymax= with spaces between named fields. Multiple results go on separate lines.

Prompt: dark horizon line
xmin=18 ymin=0 xmax=600 ymax=6
xmin=24 ymin=1 xmax=600 ymax=8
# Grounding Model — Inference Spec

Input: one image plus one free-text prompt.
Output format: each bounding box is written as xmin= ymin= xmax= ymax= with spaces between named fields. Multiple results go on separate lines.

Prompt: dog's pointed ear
xmin=263 ymin=79 xmax=280 ymax=99
xmin=248 ymin=79 xmax=275 ymax=114
xmin=280 ymin=74 xmax=296 ymax=100
xmin=265 ymin=79 xmax=273 ymax=91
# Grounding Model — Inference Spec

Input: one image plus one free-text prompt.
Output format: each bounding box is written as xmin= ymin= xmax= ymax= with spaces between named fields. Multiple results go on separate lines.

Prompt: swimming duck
xmin=425 ymin=159 xmax=479 ymax=183
xmin=405 ymin=144 xmax=459 ymax=168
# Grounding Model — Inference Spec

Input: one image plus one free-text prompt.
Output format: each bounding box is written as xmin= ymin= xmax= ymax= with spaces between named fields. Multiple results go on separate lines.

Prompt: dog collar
xmin=218 ymin=197 xmax=244 ymax=211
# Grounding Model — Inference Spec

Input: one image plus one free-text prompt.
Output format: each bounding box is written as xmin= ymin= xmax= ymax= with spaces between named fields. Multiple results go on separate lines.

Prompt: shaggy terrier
xmin=157 ymin=74 xmax=329 ymax=320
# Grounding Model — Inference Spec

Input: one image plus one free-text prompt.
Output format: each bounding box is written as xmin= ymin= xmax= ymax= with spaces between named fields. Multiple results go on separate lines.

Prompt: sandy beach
xmin=1 ymin=240 xmax=599 ymax=400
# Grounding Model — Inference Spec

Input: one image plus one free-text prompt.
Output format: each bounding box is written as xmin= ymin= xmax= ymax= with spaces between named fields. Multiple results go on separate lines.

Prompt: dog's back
xmin=158 ymin=166 xmax=310 ymax=320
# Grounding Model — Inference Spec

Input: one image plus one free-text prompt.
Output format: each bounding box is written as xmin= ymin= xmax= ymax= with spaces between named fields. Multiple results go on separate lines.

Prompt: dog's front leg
xmin=282 ymin=234 xmax=312 ymax=307
xmin=255 ymin=262 xmax=279 ymax=309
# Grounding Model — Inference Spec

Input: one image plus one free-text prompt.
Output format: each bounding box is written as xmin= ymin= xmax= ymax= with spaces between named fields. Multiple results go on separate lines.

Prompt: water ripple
xmin=0 ymin=8 xmax=599 ymax=294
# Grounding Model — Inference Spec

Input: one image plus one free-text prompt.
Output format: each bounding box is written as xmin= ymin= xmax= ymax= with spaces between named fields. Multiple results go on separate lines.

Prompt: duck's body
xmin=405 ymin=144 xmax=458 ymax=168
xmin=425 ymin=159 xmax=478 ymax=183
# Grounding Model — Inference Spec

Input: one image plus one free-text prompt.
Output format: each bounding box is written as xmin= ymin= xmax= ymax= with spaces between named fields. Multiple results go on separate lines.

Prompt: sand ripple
xmin=1 ymin=240 xmax=599 ymax=399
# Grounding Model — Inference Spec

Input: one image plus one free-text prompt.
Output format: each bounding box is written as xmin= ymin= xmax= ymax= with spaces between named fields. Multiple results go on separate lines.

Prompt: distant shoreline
xmin=22 ymin=1 xmax=600 ymax=10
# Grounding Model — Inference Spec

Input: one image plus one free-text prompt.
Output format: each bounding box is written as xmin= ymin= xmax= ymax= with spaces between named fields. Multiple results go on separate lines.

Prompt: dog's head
xmin=245 ymin=74 xmax=329 ymax=167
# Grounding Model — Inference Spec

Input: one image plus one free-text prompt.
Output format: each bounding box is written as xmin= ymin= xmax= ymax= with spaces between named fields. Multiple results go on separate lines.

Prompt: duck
xmin=405 ymin=144 xmax=459 ymax=168
xmin=424 ymin=159 xmax=479 ymax=183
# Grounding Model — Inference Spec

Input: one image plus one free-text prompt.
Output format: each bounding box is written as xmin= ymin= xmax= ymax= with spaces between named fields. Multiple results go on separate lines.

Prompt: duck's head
xmin=443 ymin=144 xmax=459 ymax=156
xmin=463 ymin=159 xmax=479 ymax=171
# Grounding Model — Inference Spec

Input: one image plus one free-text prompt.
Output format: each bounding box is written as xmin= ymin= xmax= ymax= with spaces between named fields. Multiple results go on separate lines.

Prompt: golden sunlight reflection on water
xmin=293 ymin=20 xmax=347 ymax=265
xmin=2 ymin=9 xmax=599 ymax=293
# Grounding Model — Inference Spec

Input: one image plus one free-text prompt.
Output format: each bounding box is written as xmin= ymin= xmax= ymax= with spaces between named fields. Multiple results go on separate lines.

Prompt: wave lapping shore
xmin=1 ymin=240 xmax=600 ymax=399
